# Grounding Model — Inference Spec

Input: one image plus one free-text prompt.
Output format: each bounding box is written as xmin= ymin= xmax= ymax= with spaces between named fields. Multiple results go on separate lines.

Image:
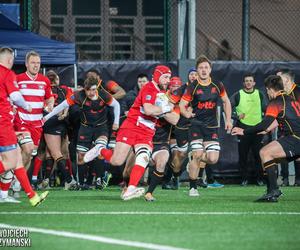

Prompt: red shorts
xmin=116 ymin=126 xmax=154 ymax=148
xmin=14 ymin=121 xmax=43 ymax=146
xmin=0 ymin=122 xmax=17 ymax=148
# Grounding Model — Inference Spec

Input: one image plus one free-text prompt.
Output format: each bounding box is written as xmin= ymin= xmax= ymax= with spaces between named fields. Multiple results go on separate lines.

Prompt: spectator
xmin=230 ymin=73 xmax=267 ymax=186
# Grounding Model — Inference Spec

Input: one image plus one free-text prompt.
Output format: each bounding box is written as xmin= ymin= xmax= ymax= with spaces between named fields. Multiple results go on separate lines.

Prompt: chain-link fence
xmin=25 ymin=0 xmax=300 ymax=61
xmin=194 ymin=0 xmax=300 ymax=61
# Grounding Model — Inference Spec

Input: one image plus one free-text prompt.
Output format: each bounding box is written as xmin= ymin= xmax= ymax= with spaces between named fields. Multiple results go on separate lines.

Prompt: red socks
xmin=14 ymin=167 xmax=35 ymax=199
xmin=101 ymin=148 xmax=113 ymax=162
xmin=128 ymin=165 xmax=146 ymax=186
xmin=0 ymin=181 xmax=11 ymax=191
xmin=0 ymin=161 xmax=5 ymax=175
xmin=32 ymin=157 xmax=43 ymax=178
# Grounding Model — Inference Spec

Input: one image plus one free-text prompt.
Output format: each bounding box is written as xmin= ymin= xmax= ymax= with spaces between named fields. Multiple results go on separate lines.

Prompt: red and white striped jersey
xmin=15 ymin=72 xmax=53 ymax=127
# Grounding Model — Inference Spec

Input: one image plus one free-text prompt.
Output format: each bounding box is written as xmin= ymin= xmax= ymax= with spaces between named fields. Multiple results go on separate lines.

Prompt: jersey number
xmin=291 ymin=101 xmax=300 ymax=116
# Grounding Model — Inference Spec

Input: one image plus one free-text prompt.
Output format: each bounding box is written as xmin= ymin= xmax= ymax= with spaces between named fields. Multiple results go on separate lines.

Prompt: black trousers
xmin=238 ymin=124 xmax=264 ymax=181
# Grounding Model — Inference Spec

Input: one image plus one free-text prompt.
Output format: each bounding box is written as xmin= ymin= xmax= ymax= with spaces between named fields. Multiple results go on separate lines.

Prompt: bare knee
xmin=155 ymin=159 xmax=168 ymax=173
xmin=259 ymin=147 xmax=268 ymax=161
xmin=206 ymin=154 xmax=219 ymax=165
xmin=2 ymin=157 xmax=17 ymax=170
xmin=22 ymin=144 xmax=34 ymax=156
xmin=110 ymin=155 xmax=125 ymax=166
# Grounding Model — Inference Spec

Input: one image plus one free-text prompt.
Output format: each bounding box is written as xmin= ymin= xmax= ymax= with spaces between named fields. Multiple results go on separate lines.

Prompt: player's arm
xmin=179 ymin=99 xmax=194 ymax=119
xmin=106 ymin=80 xmax=126 ymax=100
xmin=143 ymin=103 xmax=171 ymax=116
xmin=45 ymin=96 xmax=55 ymax=112
xmin=232 ymin=100 xmax=280 ymax=136
xmin=44 ymin=92 xmax=77 ymax=121
xmin=108 ymin=98 xmax=120 ymax=130
xmin=221 ymin=93 xmax=233 ymax=131
xmin=6 ymin=71 xmax=31 ymax=111
xmin=44 ymin=78 xmax=55 ymax=111
xmin=164 ymin=106 xmax=180 ymax=125
xmin=232 ymin=115 xmax=276 ymax=136
xmin=44 ymin=99 xmax=70 ymax=121
xmin=179 ymin=83 xmax=195 ymax=118
xmin=9 ymin=91 xmax=32 ymax=112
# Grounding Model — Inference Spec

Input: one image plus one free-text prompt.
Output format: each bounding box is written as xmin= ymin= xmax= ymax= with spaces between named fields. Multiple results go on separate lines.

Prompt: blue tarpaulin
xmin=0 ymin=13 xmax=76 ymax=65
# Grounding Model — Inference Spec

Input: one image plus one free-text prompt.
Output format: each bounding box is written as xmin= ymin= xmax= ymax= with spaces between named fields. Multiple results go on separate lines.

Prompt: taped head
xmin=153 ymin=65 xmax=171 ymax=84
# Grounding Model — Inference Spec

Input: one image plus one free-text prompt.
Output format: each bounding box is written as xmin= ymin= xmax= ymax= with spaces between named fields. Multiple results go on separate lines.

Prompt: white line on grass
xmin=0 ymin=223 xmax=189 ymax=250
xmin=0 ymin=211 xmax=300 ymax=215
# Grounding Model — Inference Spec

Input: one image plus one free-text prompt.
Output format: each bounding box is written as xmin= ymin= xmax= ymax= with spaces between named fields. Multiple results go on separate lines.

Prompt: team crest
xmin=197 ymin=89 xmax=203 ymax=95
xmin=21 ymin=84 xmax=27 ymax=88
xmin=211 ymin=87 xmax=217 ymax=94
xmin=145 ymin=95 xmax=152 ymax=100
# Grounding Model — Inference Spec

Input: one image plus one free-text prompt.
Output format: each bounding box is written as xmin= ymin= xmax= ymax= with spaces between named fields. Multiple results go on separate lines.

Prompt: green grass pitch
xmin=0 ymin=185 xmax=300 ymax=250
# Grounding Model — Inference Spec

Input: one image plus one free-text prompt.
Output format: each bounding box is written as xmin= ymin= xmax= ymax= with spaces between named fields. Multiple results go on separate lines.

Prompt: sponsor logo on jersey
xmin=146 ymin=95 xmax=152 ymax=100
xmin=21 ymin=84 xmax=27 ymax=89
xmin=197 ymin=101 xmax=216 ymax=110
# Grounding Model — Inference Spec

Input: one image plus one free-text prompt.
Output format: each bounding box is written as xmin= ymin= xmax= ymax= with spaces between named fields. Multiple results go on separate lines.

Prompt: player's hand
xmin=184 ymin=110 xmax=195 ymax=119
xmin=225 ymin=120 xmax=233 ymax=133
xmin=112 ymin=123 xmax=119 ymax=131
xmin=58 ymin=109 xmax=68 ymax=120
xmin=155 ymin=93 xmax=169 ymax=107
xmin=231 ymin=127 xmax=244 ymax=136
xmin=41 ymin=117 xmax=46 ymax=126
xmin=45 ymin=104 xmax=54 ymax=113
xmin=58 ymin=113 xmax=66 ymax=120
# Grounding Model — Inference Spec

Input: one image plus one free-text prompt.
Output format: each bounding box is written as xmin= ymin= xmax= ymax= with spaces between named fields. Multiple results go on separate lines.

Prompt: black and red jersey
xmin=153 ymin=118 xmax=172 ymax=144
xmin=52 ymin=85 xmax=73 ymax=107
xmin=168 ymin=83 xmax=191 ymax=129
xmin=288 ymin=83 xmax=300 ymax=103
xmin=265 ymin=92 xmax=300 ymax=137
xmin=67 ymin=87 xmax=113 ymax=126
xmin=98 ymin=79 xmax=120 ymax=95
xmin=182 ymin=78 xmax=226 ymax=127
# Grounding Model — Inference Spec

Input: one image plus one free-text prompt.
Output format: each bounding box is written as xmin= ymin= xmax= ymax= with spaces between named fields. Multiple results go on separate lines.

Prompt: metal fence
xmin=24 ymin=0 xmax=300 ymax=61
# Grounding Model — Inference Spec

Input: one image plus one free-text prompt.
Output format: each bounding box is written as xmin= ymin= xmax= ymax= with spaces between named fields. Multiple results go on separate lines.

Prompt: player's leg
xmin=145 ymin=145 xmax=170 ymax=201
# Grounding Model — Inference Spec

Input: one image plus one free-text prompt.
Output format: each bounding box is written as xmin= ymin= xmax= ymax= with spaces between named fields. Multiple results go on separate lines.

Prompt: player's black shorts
xmin=277 ymin=135 xmax=300 ymax=159
xmin=77 ymin=123 xmax=108 ymax=151
xmin=174 ymin=126 xmax=189 ymax=147
xmin=43 ymin=117 xmax=67 ymax=136
xmin=151 ymin=142 xmax=170 ymax=160
xmin=189 ymin=125 xmax=219 ymax=142
xmin=152 ymin=142 xmax=169 ymax=154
